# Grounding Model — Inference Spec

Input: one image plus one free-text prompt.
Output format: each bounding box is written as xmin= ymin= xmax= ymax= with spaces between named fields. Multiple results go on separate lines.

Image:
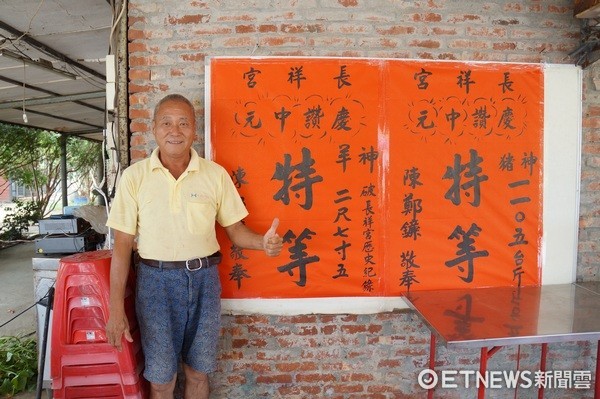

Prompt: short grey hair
xmin=153 ymin=94 xmax=195 ymax=121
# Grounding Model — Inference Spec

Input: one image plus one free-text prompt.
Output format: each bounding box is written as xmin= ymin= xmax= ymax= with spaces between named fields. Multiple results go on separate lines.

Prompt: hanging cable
xmin=22 ymin=60 xmax=28 ymax=123
xmin=0 ymin=0 xmax=45 ymax=50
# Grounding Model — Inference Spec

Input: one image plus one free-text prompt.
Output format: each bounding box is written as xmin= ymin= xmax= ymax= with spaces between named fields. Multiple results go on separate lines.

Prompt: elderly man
xmin=106 ymin=93 xmax=283 ymax=398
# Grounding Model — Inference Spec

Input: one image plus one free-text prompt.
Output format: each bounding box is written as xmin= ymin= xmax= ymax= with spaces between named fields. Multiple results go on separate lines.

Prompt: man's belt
xmin=140 ymin=252 xmax=222 ymax=271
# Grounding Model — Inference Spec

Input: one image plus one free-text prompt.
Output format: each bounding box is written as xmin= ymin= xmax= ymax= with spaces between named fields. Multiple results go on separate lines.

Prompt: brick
xmin=129 ymin=121 xmax=149 ymax=132
xmin=412 ymin=13 xmax=443 ymax=23
xmin=235 ymin=24 xmax=256 ymax=33
xmin=449 ymin=40 xmax=489 ymax=50
xmin=377 ymin=26 xmax=416 ymax=35
xmin=219 ymin=36 xmax=256 ymax=48
xmin=128 ymin=42 xmax=149 ymax=53
xmin=231 ymin=338 xmax=249 ymax=348
xmin=128 ymin=83 xmax=153 ymax=93
xmin=181 ymin=53 xmax=206 ymax=62
xmin=448 ymin=14 xmax=484 ymax=23
xmin=329 ymin=383 xmax=365 ymax=393
xmin=193 ymin=25 xmax=233 ymax=35
xmin=275 ymin=362 xmax=318 ymax=372
xmin=493 ymin=42 xmax=517 ymax=51
xmin=277 ymin=385 xmax=303 ymax=396
xmin=247 ymin=324 xmax=292 ymax=336
xmin=259 ymin=36 xmax=306 ymax=47
xmin=547 ymin=4 xmax=572 ymax=14
xmin=583 ymin=117 xmax=600 ymax=128
xmin=256 ymin=374 xmax=293 ymax=384
xmin=129 ymin=69 xmax=152 ymax=81
xmin=170 ymin=68 xmax=185 ymax=77
xmin=216 ymin=13 xmax=257 ymax=22
xmin=127 ymin=29 xmax=146 ymax=40
xmin=321 ymin=325 xmax=337 ymax=335
xmin=504 ymin=3 xmax=525 ymax=12
xmin=309 ymin=37 xmax=356 ymax=47
xmin=281 ymin=23 xmax=325 ymax=33
xmin=377 ymin=359 xmax=401 ymax=368
xmin=279 ymin=315 xmax=318 ymax=323
xmin=128 ymin=56 xmax=150 ymax=67
xmin=232 ymin=362 xmax=271 ymax=373
xmin=167 ymin=14 xmax=209 ymax=25
xmin=431 ymin=27 xmax=458 ymax=35
xmin=226 ymin=374 xmax=245 ymax=384
xmin=467 ymin=27 xmax=507 ymax=37
xmin=409 ymin=39 xmax=441 ymax=49
xmin=129 ymin=108 xmax=151 ymax=119
xmin=492 ymin=18 xmax=521 ymax=25
xmin=128 ymin=16 xmax=146 ymax=26
xmin=130 ymin=134 xmax=147 ymax=147
xmin=299 ymin=385 xmax=322 ymax=395
xmin=167 ymin=40 xmax=211 ymax=51
xmin=296 ymin=373 xmax=337 ymax=383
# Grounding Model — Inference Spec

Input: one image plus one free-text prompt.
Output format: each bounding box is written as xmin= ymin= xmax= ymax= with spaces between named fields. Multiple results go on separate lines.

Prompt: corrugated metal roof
xmin=0 ymin=0 xmax=112 ymax=141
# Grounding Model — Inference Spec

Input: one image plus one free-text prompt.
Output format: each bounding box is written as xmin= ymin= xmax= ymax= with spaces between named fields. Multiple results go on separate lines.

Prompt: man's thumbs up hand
xmin=263 ymin=218 xmax=283 ymax=257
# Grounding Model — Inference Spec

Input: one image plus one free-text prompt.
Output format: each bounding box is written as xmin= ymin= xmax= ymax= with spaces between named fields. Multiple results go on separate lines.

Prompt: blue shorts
xmin=135 ymin=262 xmax=222 ymax=384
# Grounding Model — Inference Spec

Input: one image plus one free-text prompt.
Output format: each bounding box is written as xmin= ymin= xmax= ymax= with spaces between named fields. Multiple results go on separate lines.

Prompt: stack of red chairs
xmin=51 ymin=250 xmax=146 ymax=398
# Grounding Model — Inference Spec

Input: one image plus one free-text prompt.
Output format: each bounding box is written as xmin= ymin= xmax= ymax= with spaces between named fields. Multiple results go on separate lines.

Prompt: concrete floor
xmin=0 ymin=241 xmax=37 ymax=337
xmin=0 ymin=241 xmax=49 ymax=399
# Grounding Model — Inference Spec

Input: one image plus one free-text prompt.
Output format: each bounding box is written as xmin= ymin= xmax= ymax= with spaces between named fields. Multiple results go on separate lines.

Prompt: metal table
xmin=403 ymin=283 xmax=600 ymax=398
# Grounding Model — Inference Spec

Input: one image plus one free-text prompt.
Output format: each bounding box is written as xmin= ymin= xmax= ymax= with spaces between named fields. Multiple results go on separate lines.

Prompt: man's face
xmin=152 ymin=99 xmax=196 ymax=161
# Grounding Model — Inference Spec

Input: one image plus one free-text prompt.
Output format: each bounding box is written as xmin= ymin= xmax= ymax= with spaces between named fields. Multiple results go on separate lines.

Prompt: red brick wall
xmin=127 ymin=1 xmax=597 ymax=397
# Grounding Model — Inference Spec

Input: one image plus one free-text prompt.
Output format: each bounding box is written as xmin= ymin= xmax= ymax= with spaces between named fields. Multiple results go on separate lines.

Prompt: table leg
xmin=478 ymin=347 xmax=502 ymax=399
xmin=595 ymin=340 xmax=599 ymax=399
xmin=479 ymin=347 xmax=488 ymax=399
xmin=428 ymin=333 xmax=436 ymax=399
xmin=538 ymin=343 xmax=548 ymax=399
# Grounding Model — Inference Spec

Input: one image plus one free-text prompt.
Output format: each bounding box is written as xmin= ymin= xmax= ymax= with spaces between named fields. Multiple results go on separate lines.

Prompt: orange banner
xmin=209 ymin=58 xmax=543 ymax=298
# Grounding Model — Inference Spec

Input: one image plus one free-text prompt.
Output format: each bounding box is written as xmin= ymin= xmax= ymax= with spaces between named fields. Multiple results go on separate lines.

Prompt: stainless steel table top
xmin=403 ymin=283 xmax=600 ymax=349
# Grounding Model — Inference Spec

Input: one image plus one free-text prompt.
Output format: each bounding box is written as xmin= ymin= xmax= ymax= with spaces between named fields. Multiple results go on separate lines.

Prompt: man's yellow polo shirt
xmin=106 ymin=148 xmax=249 ymax=261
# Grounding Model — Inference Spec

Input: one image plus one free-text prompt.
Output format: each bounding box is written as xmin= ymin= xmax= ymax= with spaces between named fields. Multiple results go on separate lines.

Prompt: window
xmin=10 ymin=180 xmax=32 ymax=199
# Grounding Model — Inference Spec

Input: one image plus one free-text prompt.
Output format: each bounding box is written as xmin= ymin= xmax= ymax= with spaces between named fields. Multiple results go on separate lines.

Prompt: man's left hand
xmin=263 ymin=218 xmax=283 ymax=256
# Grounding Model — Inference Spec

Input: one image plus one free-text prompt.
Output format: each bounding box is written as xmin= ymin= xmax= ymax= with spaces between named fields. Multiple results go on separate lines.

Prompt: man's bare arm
xmin=106 ymin=229 xmax=135 ymax=351
xmin=224 ymin=218 xmax=283 ymax=257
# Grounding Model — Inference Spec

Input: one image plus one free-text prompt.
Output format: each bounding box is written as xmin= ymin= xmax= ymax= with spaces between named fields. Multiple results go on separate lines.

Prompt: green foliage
xmin=0 ymin=123 xmax=102 ymax=218
xmin=0 ymin=125 xmax=39 ymax=179
xmin=0 ymin=199 xmax=41 ymax=241
xmin=0 ymin=336 xmax=37 ymax=397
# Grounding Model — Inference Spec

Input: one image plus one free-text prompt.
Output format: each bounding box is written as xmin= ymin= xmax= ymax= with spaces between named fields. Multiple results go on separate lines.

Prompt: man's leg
xmin=149 ymin=374 xmax=177 ymax=399
xmin=136 ymin=265 xmax=187 ymax=398
xmin=182 ymin=267 xmax=220 ymax=399
xmin=183 ymin=364 xmax=209 ymax=399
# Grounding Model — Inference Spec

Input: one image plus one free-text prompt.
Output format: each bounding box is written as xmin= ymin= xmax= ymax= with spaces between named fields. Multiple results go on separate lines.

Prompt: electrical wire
xmin=64 ymin=63 xmax=106 ymax=88
xmin=0 ymin=302 xmax=37 ymax=330
xmin=109 ymin=0 xmax=127 ymax=55
xmin=0 ymin=283 xmax=54 ymax=330
xmin=0 ymin=0 xmax=45 ymax=50
xmin=1 ymin=0 xmax=107 ymax=85
xmin=22 ymin=60 xmax=28 ymax=123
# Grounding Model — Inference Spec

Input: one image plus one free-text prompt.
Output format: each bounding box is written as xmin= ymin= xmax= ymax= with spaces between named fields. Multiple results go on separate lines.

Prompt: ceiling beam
xmin=0 ymin=20 xmax=106 ymax=81
xmin=1 ymin=107 xmax=102 ymax=130
xmin=0 ymin=91 xmax=105 ymax=109
xmin=23 ymin=108 xmax=102 ymax=129
xmin=0 ymin=119 xmax=102 ymax=142
xmin=0 ymin=49 xmax=78 ymax=80
xmin=0 ymin=74 xmax=105 ymax=113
